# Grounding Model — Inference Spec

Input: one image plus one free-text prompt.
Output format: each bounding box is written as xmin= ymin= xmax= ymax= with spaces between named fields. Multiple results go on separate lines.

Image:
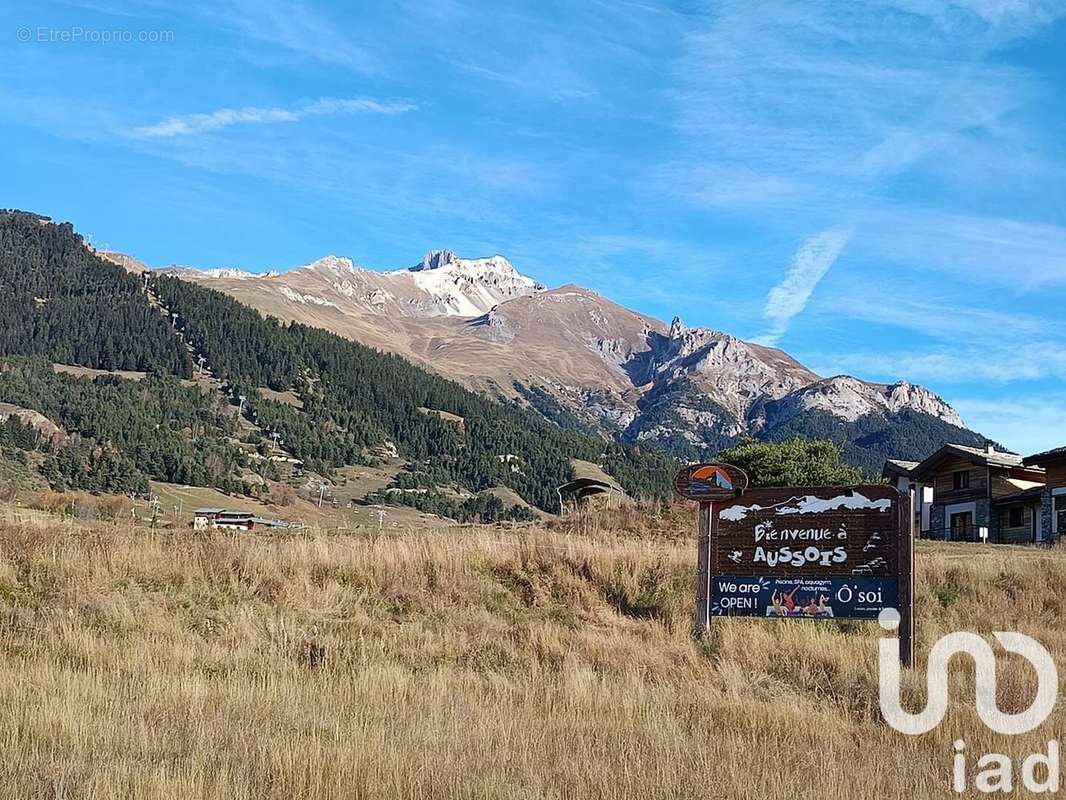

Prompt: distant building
xmin=881 ymin=459 xmax=926 ymax=535
xmin=556 ymin=477 xmax=627 ymax=513
xmin=193 ymin=507 xmax=290 ymax=531
xmin=884 ymin=444 xmax=1053 ymax=544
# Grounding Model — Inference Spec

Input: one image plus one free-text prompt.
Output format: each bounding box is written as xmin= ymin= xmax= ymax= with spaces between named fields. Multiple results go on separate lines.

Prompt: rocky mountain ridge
xmin=152 ymin=248 xmax=979 ymax=473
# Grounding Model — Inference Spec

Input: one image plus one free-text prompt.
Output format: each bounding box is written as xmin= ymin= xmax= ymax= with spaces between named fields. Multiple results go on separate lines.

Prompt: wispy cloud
xmin=207 ymin=0 xmax=382 ymax=73
xmin=950 ymin=394 xmax=1066 ymax=455
xmin=136 ymin=97 xmax=417 ymax=138
xmin=859 ymin=209 xmax=1066 ymax=290
xmin=756 ymin=229 xmax=851 ymax=345
xmin=807 ymin=340 xmax=1066 ymax=385
xmin=816 ymin=292 xmax=1065 ymax=340
xmin=667 ymin=0 xmax=1064 ymax=343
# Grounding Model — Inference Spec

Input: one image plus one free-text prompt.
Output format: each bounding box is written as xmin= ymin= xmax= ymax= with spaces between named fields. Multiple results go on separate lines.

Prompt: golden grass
xmin=1 ymin=506 xmax=1065 ymax=798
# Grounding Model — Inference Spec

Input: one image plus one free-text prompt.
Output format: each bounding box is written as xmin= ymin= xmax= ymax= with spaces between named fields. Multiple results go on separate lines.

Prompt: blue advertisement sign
xmin=711 ymin=576 xmax=899 ymax=619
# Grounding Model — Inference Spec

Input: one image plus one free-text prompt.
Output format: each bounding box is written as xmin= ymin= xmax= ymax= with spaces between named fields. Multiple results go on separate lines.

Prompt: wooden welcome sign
xmin=675 ymin=466 xmax=914 ymax=666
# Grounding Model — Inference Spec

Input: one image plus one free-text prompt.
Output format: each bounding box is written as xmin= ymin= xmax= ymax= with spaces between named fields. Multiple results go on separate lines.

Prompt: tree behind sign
xmin=714 ymin=439 xmax=863 ymax=488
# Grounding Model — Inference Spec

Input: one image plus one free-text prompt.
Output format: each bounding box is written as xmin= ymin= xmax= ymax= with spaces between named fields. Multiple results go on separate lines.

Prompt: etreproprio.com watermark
xmin=16 ymin=26 xmax=175 ymax=44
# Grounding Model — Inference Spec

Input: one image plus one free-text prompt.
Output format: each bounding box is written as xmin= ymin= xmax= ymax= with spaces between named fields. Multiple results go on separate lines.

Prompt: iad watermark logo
xmin=878 ymin=608 xmax=1061 ymax=794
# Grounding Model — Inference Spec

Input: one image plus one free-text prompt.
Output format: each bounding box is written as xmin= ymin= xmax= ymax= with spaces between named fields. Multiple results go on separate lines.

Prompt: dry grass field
xmin=1 ymin=504 xmax=1064 ymax=799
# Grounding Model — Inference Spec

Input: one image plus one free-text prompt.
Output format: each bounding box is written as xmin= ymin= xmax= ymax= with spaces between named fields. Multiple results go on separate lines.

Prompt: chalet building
xmin=1023 ymin=447 xmax=1066 ymax=541
xmin=885 ymin=444 xmax=1047 ymax=544
xmin=193 ymin=508 xmax=290 ymax=531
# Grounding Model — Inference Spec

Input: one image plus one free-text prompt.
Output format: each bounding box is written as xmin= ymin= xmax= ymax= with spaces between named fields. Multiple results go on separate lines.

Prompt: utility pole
xmin=318 ymin=484 xmax=327 ymax=509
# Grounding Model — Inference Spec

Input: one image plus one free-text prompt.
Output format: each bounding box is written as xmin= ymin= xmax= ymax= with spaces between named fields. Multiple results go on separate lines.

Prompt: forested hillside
xmin=0 ymin=213 xmax=678 ymax=511
xmin=0 ymin=211 xmax=190 ymax=375
xmin=757 ymin=407 xmax=991 ymax=476
xmin=153 ymin=275 xmax=675 ymax=509
xmin=0 ymin=359 xmax=246 ymax=494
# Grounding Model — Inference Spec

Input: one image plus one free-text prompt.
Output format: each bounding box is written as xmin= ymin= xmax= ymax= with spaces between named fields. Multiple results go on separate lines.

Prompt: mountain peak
xmin=413 ymin=249 xmax=461 ymax=271
xmin=762 ymin=375 xmax=967 ymax=428
xmin=200 ymin=267 xmax=259 ymax=279
xmin=669 ymin=316 xmax=686 ymax=338
xmin=303 ymin=255 xmax=357 ymax=274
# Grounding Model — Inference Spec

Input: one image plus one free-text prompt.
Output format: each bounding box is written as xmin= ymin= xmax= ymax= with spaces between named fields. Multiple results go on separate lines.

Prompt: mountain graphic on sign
xmin=691 ymin=465 xmax=734 ymax=492
xmin=719 ymin=492 xmax=892 ymax=522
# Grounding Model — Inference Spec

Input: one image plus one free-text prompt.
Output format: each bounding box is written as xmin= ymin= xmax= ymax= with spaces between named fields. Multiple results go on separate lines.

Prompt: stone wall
xmin=928 ymin=503 xmax=945 ymax=537
xmin=1042 ymin=489 xmax=1055 ymax=541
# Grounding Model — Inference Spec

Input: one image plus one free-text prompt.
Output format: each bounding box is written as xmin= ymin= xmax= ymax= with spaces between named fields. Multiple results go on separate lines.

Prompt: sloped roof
xmin=882 ymin=459 xmax=919 ymax=479
xmin=569 ymin=459 xmax=624 ymax=491
xmin=912 ymin=443 xmax=1036 ymax=479
xmin=1024 ymin=446 xmax=1066 ymax=466
xmin=558 ymin=477 xmax=624 ymax=494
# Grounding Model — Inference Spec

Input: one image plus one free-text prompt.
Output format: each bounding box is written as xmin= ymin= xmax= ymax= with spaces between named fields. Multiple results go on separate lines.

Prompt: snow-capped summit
xmin=300 ymin=255 xmax=357 ymax=274
xmin=145 ymin=240 xmax=980 ymax=473
xmin=393 ymin=252 xmax=544 ymax=316
xmin=201 ymin=267 xmax=257 ymax=279
xmin=179 ymin=249 xmax=544 ymax=319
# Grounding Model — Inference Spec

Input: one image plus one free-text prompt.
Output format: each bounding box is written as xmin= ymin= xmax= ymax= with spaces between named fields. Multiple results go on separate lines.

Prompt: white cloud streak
xmin=668 ymin=0 xmax=1065 ymax=341
xmin=950 ymin=395 xmax=1066 ymax=455
xmin=817 ymin=292 xmax=1065 ymax=340
xmin=757 ymin=229 xmax=851 ymax=345
xmin=860 ymin=209 xmax=1066 ymax=290
xmin=136 ymin=97 xmax=417 ymax=138
xmin=808 ymin=340 xmax=1066 ymax=385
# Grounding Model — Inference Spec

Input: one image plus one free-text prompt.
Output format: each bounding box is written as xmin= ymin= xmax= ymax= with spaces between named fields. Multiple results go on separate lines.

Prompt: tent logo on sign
xmin=690 ymin=465 xmax=735 ymax=493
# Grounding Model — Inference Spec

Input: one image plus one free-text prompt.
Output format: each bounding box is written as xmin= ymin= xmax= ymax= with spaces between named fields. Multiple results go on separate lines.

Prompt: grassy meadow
xmin=1 ymin=503 xmax=1064 ymax=798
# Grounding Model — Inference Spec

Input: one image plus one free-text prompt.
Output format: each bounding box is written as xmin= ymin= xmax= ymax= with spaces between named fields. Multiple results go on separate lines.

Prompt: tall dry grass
xmin=0 ymin=507 xmax=1064 ymax=798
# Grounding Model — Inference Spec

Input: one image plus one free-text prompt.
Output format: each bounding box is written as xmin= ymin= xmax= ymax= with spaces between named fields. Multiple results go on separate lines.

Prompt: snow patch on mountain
xmin=279 ymin=286 xmax=337 ymax=307
xmin=300 ymin=255 xmax=357 ymax=274
xmin=389 ymin=250 xmax=545 ymax=317
xmin=201 ymin=268 xmax=256 ymax=279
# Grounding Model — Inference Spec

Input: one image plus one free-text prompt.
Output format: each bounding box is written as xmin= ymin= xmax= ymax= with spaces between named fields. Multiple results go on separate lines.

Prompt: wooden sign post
xmin=675 ymin=467 xmax=914 ymax=666
xmin=673 ymin=463 xmax=750 ymax=637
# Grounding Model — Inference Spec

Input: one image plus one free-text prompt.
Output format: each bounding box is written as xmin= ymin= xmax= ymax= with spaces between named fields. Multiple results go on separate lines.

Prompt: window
xmin=953 ymin=470 xmax=970 ymax=491
xmin=1009 ymin=507 xmax=1024 ymax=528
xmin=1056 ymin=495 xmax=1066 ymax=535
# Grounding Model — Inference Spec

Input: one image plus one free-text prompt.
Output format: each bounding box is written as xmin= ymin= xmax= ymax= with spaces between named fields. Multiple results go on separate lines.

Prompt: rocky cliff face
xmin=631 ymin=317 xmax=819 ymax=418
xmin=757 ymin=376 xmax=965 ymax=429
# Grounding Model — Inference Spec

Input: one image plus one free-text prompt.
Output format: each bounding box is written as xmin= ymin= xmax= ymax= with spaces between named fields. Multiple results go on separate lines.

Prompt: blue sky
xmin=2 ymin=0 xmax=1064 ymax=453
